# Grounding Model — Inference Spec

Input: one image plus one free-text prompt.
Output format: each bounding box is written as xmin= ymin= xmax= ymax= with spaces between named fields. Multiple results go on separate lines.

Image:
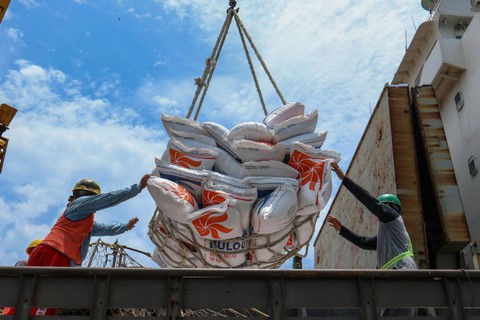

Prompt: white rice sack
xmin=277 ymin=131 xmax=328 ymax=156
xmin=202 ymin=121 xmax=241 ymax=161
xmin=151 ymin=231 xmax=202 ymax=268
xmin=169 ymin=129 xmax=217 ymax=147
xmin=187 ymin=202 xmax=243 ymax=240
xmin=242 ymin=160 xmax=299 ymax=179
xmin=296 ymin=161 xmax=331 ymax=215
xmin=161 ymin=114 xmax=207 ymax=136
xmin=195 ymin=234 xmax=248 ymax=268
xmin=251 ymin=184 xmax=298 ymax=235
xmin=232 ymin=140 xmax=286 ymax=163
xmin=210 ymin=171 xmax=253 ymax=189
xmin=249 ymin=227 xmax=293 ymax=263
xmin=146 ymin=177 xmax=198 ymax=223
xmin=154 ymin=158 xmax=210 ymax=206
xmin=288 ymin=143 xmax=336 ymax=215
xmin=272 ymin=109 xmax=318 ymax=143
xmin=149 ymin=219 xmax=202 ymax=268
xmin=227 ymin=122 xmax=274 ymax=143
xmin=288 ymin=142 xmax=341 ymax=172
xmin=264 ymin=102 xmax=305 ymax=128
xmin=203 ymin=178 xmax=257 ymax=232
xmin=243 ymin=176 xmax=299 ymax=198
xmin=292 ymin=213 xmax=319 ymax=249
xmin=165 ymin=138 xmax=218 ymax=171
xmin=212 ymin=146 xmax=247 ymax=179
xmin=169 ymin=218 xmax=196 ymax=244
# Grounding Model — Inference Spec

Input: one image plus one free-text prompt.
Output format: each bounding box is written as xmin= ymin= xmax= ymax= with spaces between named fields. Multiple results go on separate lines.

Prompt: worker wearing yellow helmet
xmin=26 ymin=239 xmax=42 ymax=255
xmin=10 ymin=239 xmax=43 ymax=267
xmin=326 ymin=162 xmax=417 ymax=317
xmin=28 ymin=174 xmax=150 ymax=267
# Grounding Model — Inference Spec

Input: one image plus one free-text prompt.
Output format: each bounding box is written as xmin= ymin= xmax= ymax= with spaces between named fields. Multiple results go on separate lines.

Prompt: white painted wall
xmin=436 ymin=10 xmax=480 ymax=245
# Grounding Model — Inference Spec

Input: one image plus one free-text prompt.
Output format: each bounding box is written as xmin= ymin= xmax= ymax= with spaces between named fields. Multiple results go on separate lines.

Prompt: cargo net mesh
xmin=148 ymin=207 xmax=318 ymax=269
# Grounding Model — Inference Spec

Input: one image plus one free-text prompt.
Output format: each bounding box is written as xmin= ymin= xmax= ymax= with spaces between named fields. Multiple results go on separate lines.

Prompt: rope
xmin=234 ymin=11 xmax=268 ymax=116
xmin=231 ymin=9 xmax=287 ymax=106
xmin=187 ymin=4 xmax=286 ymax=120
xmin=186 ymin=8 xmax=234 ymax=119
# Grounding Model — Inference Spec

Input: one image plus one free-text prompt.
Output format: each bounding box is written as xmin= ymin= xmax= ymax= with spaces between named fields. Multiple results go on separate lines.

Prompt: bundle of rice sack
xmin=148 ymin=103 xmax=341 ymax=269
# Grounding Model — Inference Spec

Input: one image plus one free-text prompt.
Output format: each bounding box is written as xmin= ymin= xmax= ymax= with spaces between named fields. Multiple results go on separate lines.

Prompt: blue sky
xmin=0 ymin=0 xmax=428 ymax=268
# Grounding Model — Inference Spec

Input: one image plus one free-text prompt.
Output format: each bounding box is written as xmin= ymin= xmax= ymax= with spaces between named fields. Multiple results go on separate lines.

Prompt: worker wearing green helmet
xmin=327 ymin=162 xmax=417 ymax=316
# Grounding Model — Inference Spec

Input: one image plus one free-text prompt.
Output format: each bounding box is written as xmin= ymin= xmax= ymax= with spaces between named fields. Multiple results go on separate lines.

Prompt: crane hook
xmin=227 ymin=0 xmax=237 ymax=12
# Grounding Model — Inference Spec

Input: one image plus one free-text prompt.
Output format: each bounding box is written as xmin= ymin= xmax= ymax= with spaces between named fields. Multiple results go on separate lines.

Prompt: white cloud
xmin=18 ymin=0 xmax=41 ymax=9
xmin=5 ymin=27 xmax=23 ymax=42
xmin=0 ymin=61 xmax=167 ymax=267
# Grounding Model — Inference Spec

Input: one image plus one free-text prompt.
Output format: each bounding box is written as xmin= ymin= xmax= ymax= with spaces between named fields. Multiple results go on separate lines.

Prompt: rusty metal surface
xmin=2 ymin=267 xmax=480 ymax=319
xmin=413 ymin=85 xmax=470 ymax=250
xmin=387 ymin=86 xmax=429 ymax=268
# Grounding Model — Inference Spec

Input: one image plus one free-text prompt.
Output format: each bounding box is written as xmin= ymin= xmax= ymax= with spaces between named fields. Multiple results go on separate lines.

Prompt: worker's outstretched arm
xmin=90 ymin=218 xmax=139 ymax=238
xmin=327 ymin=215 xmax=376 ymax=250
xmin=331 ymin=163 xmax=398 ymax=223
xmin=340 ymin=226 xmax=377 ymax=250
xmin=66 ymin=174 xmax=150 ymax=221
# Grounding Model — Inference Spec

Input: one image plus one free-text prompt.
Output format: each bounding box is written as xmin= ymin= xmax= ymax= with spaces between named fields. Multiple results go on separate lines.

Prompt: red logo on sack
xmin=170 ymin=149 xmax=202 ymax=169
xmin=161 ymin=181 xmax=195 ymax=206
xmin=300 ymin=161 xmax=325 ymax=191
xmin=192 ymin=212 xmax=233 ymax=239
xmin=203 ymin=189 xmax=228 ymax=207
xmin=289 ymin=150 xmax=326 ymax=191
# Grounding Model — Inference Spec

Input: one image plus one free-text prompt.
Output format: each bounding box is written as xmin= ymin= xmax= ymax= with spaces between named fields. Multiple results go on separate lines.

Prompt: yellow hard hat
xmin=26 ymin=239 xmax=42 ymax=255
xmin=72 ymin=178 xmax=101 ymax=195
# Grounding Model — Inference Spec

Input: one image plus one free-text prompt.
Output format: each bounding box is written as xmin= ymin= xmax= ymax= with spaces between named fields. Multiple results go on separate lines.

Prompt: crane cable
xmin=186 ymin=2 xmax=286 ymax=120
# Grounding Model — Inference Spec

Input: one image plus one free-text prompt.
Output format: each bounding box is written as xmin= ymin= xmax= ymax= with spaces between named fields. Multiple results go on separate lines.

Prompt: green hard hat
xmin=377 ymin=194 xmax=401 ymax=210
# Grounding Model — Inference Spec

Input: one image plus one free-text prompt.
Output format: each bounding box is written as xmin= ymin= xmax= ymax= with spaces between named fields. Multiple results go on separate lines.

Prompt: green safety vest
xmin=380 ymin=239 xmax=414 ymax=270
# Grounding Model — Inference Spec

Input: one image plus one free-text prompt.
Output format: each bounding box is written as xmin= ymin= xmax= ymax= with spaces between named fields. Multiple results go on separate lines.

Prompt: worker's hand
xmin=330 ymin=162 xmax=345 ymax=180
xmin=139 ymin=174 xmax=151 ymax=190
xmin=326 ymin=215 xmax=342 ymax=232
xmin=127 ymin=217 xmax=139 ymax=230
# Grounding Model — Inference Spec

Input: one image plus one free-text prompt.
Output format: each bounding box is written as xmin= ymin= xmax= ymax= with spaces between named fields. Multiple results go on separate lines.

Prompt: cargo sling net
xmin=147 ymin=1 xmax=339 ymax=269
